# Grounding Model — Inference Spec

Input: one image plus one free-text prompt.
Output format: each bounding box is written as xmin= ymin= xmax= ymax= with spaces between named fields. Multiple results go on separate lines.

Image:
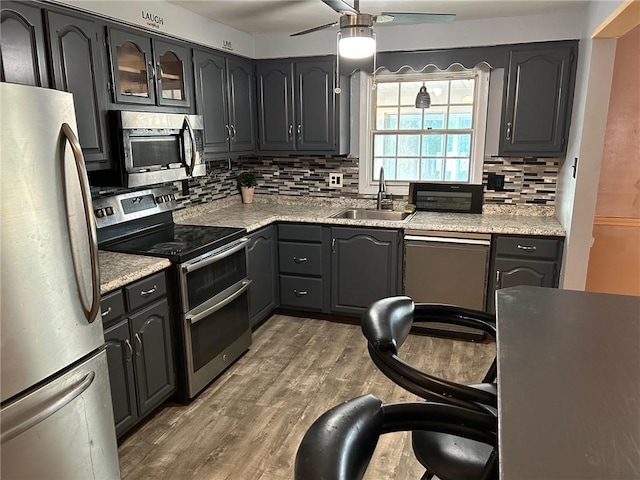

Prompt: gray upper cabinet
xmin=499 ymin=41 xmax=577 ymax=157
xmin=295 ymin=59 xmax=335 ymax=151
xmin=193 ymin=49 xmax=255 ymax=156
xmin=108 ymin=27 xmax=192 ymax=108
xmin=330 ymin=227 xmax=401 ymax=316
xmin=256 ymin=60 xmax=294 ymax=151
xmin=0 ymin=1 xmax=49 ymax=87
xmin=256 ymin=56 xmax=349 ymax=155
xmin=227 ymin=56 xmax=256 ymax=153
xmin=47 ymin=11 xmax=110 ymax=170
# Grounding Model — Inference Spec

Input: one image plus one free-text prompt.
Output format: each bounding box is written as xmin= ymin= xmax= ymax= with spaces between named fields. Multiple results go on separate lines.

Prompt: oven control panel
xmin=93 ymin=187 xmax=177 ymax=228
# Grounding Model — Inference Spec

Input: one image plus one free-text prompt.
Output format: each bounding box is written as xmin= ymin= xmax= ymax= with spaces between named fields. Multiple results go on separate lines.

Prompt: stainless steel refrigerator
xmin=1 ymin=83 xmax=120 ymax=479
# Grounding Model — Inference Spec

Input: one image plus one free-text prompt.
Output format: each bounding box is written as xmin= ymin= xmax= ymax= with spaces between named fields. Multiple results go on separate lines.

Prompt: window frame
xmin=358 ymin=67 xmax=490 ymax=196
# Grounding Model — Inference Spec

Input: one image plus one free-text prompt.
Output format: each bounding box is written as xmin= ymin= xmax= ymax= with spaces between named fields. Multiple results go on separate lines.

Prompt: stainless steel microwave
xmin=109 ymin=110 xmax=205 ymax=188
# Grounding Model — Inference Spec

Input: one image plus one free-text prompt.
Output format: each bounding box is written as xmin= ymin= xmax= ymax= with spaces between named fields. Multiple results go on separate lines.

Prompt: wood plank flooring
xmin=118 ymin=315 xmax=495 ymax=480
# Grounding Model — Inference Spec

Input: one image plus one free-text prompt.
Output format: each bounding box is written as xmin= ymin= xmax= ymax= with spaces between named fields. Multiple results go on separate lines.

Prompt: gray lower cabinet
xmin=102 ymin=271 xmax=175 ymax=438
xmin=247 ymin=226 xmax=278 ymax=326
xmin=330 ymin=227 xmax=402 ymax=316
xmin=278 ymin=224 xmax=330 ymax=312
xmin=488 ymin=235 xmax=564 ymax=312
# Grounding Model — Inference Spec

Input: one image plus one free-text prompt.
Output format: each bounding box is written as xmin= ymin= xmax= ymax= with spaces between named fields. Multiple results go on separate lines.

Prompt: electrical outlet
xmin=329 ymin=172 xmax=343 ymax=188
xmin=487 ymin=173 xmax=505 ymax=191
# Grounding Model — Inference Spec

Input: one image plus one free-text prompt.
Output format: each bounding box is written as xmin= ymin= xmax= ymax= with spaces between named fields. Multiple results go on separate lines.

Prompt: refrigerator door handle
xmin=1 ymin=371 xmax=95 ymax=444
xmin=61 ymin=123 xmax=100 ymax=324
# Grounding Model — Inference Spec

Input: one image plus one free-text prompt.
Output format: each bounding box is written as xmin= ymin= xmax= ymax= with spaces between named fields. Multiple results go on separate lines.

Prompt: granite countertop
xmin=175 ymin=199 xmax=566 ymax=237
xmin=99 ymin=251 xmax=171 ymax=295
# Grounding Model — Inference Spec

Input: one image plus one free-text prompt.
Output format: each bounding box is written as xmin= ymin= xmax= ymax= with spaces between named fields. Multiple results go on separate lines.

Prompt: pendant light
xmin=415 ymin=82 xmax=431 ymax=109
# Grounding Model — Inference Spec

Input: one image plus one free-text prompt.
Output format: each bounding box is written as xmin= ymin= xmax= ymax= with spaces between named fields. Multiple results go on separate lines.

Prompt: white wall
xmin=51 ymin=0 xmax=254 ymax=57
xmin=254 ymin=10 xmax=586 ymax=59
xmin=556 ymin=0 xmax=623 ymax=290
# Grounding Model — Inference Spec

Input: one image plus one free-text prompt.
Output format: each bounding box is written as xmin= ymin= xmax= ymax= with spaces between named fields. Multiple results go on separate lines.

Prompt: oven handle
xmin=182 ymin=237 xmax=249 ymax=274
xmin=186 ymin=280 xmax=252 ymax=325
xmin=404 ymin=235 xmax=491 ymax=246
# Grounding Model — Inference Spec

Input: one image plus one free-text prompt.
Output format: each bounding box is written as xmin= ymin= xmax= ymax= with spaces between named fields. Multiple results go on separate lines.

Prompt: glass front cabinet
xmin=108 ymin=27 xmax=192 ymax=108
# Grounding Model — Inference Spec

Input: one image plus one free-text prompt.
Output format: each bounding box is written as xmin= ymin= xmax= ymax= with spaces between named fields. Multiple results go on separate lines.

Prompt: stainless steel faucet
xmin=376 ymin=166 xmax=392 ymax=210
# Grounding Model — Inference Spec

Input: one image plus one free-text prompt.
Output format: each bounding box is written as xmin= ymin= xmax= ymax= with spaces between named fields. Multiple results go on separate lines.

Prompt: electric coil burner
xmin=94 ymin=187 xmax=252 ymax=401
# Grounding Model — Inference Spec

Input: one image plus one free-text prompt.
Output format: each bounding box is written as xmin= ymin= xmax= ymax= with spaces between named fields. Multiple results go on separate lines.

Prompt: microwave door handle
xmin=61 ymin=123 xmax=100 ymax=324
xmin=183 ymin=116 xmax=196 ymax=176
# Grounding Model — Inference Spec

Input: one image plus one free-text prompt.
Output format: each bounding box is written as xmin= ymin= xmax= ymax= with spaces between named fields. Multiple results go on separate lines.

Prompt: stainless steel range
xmin=94 ymin=187 xmax=251 ymax=400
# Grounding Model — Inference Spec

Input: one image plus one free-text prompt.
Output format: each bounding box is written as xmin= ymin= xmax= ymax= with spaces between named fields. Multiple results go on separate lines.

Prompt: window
xmin=358 ymin=68 xmax=489 ymax=195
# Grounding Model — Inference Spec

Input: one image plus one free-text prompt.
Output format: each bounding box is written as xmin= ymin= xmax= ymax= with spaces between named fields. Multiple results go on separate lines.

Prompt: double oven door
xmin=178 ymin=237 xmax=251 ymax=399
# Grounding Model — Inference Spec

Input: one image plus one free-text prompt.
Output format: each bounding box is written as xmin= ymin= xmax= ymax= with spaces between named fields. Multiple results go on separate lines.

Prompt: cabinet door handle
xmin=288 ymin=124 xmax=293 ymax=141
xmin=134 ymin=333 xmax=143 ymax=356
xmin=225 ymin=124 xmax=231 ymax=140
xmin=294 ymin=290 xmax=308 ymax=297
xmin=297 ymin=124 xmax=302 ymax=140
xmin=230 ymin=125 xmax=237 ymax=141
xmin=101 ymin=306 xmax=112 ymax=317
xmin=495 ymin=270 xmax=502 ymax=289
xmin=147 ymin=61 xmax=155 ymax=81
xmin=140 ymin=285 xmax=157 ymax=297
xmin=293 ymin=256 xmax=307 ymax=263
xmin=332 ymin=238 xmax=336 ymax=254
xmin=124 ymin=339 xmax=133 ymax=362
xmin=516 ymin=244 xmax=537 ymax=252
xmin=505 ymin=121 xmax=512 ymax=140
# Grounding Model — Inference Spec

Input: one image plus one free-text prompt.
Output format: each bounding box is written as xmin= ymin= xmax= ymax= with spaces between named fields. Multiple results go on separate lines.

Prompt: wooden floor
xmin=118 ymin=314 xmax=495 ymax=480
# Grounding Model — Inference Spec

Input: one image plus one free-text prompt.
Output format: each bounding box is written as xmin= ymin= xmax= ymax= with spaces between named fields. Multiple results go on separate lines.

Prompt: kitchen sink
xmin=331 ymin=208 xmax=414 ymax=221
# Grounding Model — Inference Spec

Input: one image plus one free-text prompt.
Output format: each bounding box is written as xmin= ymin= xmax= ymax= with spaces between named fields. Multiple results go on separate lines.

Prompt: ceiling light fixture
xmin=415 ymin=82 xmax=432 ymax=109
xmin=337 ymin=14 xmax=376 ymax=59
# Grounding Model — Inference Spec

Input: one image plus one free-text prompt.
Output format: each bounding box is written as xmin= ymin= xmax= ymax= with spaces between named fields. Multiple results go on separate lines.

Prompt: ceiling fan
xmin=291 ymin=0 xmax=456 ymax=59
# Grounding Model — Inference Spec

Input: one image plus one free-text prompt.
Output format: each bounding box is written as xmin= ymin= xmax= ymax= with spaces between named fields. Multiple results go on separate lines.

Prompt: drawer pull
xmin=101 ymin=306 xmax=112 ymax=317
xmin=517 ymin=245 xmax=537 ymax=252
xmin=140 ymin=285 xmax=157 ymax=297
xmin=293 ymin=256 xmax=308 ymax=263
xmin=294 ymin=290 xmax=308 ymax=297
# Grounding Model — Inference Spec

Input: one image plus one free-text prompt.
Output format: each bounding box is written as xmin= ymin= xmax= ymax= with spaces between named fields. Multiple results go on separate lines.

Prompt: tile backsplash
xmin=174 ymin=155 xmax=560 ymax=209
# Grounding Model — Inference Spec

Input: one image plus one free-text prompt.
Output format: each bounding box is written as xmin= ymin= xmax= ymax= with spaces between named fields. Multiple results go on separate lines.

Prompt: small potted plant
xmin=237 ymin=171 xmax=257 ymax=204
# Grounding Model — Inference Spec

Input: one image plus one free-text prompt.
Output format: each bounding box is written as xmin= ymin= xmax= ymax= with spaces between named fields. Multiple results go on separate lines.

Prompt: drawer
xmin=495 ymin=236 xmax=561 ymax=259
xmin=278 ymin=242 xmax=323 ymax=276
xmin=280 ymin=275 xmax=323 ymax=310
xmin=278 ymin=224 xmax=323 ymax=242
xmin=100 ymin=289 xmax=125 ymax=328
xmin=125 ymin=271 xmax=167 ymax=312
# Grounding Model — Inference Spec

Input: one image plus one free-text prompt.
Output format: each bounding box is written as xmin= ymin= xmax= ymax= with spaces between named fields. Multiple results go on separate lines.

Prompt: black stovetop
xmin=102 ymin=223 xmax=246 ymax=263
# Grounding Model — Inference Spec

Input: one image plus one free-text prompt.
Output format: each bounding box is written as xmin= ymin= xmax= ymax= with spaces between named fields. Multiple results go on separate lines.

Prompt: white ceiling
xmin=166 ymin=0 xmax=589 ymax=36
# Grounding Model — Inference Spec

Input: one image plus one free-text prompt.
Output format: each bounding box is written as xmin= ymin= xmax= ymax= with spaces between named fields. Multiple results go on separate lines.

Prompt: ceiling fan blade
xmin=375 ymin=12 xmax=456 ymax=25
xmin=322 ymin=0 xmax=359 ymax=14
xmin=291 ymin=21 xmax=339 ymax=37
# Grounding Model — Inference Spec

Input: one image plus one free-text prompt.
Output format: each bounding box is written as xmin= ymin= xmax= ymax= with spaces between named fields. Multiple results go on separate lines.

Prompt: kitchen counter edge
xmin=99 ymin=250 xmax=171 ymax=295
xmin=175 ymin=203 xmax=566 ymax=237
